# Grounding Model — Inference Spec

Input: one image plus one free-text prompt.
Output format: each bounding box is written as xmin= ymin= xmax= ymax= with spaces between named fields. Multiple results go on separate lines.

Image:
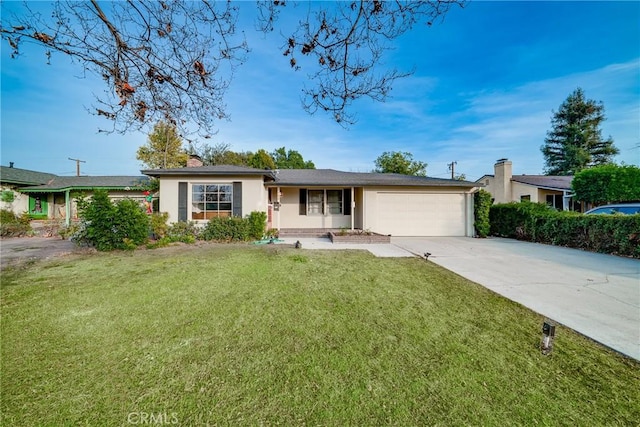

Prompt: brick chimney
xmin=187 ymin=154 xmax=203 ymax=168
xmin=493 ymin=158 xmax=512 ymax=204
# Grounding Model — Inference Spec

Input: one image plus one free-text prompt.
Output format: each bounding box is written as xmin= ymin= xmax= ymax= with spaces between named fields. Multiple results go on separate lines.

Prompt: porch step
xmin=277 ymin=228 xmax=335 ymax=238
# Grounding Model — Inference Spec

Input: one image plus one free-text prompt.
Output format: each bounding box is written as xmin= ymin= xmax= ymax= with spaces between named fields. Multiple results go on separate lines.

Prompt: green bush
xmin=201 ymin=216 xmax=250 ymax=242
xmin=76 ymin=190 xmax=150 ymax=251
xmin=0 ymin=209 xmax=31 ymax=237
xmin=247 ymin=211 xmax=267 ymax=240
xmin=1 ymin=190 xmax=15 ymax=203
xmin=166 ymin=221 xmax=199 ymax=243
xmin=490 ymin=202 xmax=640 ymax=258
xmin=200 ymin=211 xmax=267 ymax=242
xmin=113 ymin=198 xmax=151 ymax=249
xmin=150 ymin=212 xmax=169 ymax=239
xmin=490 ymin=202 xmax=554 ymax=239
xmin=572 ymin=164 xmax=640 ymax=204
xmin=473 ymin=189 xmax=492 ymax=238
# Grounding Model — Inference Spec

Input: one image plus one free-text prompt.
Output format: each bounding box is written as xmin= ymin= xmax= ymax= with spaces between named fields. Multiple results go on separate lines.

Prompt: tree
xmin=137 ymin=121 xmax=187 ymax=169
xmin=1 ymin=1 xmax=464 ymax=135
xmin=572 ymin=164 xmax=640 ymax=205
xmin=200 ymin=143 xmax=250 ymax=166
xmin=541 ymin=88 xmax=619 ymax=175
xmin=247 ymin=149 xmax=276 ymax=170
xmin=373 ymin=151 xmax=427 ymax=176
xmin=271 ymin=147 xmax=315 ymax=169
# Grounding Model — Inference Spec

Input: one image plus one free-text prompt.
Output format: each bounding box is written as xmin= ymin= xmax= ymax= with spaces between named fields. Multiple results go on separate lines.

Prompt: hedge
xmin=490 ymin=202 xmax=640 ymax=258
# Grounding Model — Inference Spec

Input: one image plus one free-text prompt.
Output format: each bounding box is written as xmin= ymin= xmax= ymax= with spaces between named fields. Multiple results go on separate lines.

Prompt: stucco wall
xmin=0 ymin=186 xmax=29 ymax=215
xmin=158 ymin=175 xmax=267 ymax=224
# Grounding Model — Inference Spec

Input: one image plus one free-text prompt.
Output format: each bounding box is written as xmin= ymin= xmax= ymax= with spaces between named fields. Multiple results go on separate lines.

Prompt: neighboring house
xmin=1 ymin=164 xmax=151 ymax=225
xmin=477 ymin=159 xmax=576 ymax=211
xmin=142 ymin=162 xmax=482 ymax=237
xmin=0 ymin=163 xmax=57 ymax=216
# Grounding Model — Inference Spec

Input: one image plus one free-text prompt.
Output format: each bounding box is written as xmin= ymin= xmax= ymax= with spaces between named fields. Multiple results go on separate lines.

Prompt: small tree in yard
xmin=77 ymin=189 xmax=149 ymax=251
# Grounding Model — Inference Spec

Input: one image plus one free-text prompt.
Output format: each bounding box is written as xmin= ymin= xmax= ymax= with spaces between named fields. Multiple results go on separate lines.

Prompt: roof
xmin=270 ymin=169 xmax=479 ymax=188
xmin=142 ymin=165 xmax=276 ymax=179
xmin=511 ymin=175 xmax=573 ymax=191
xmin=142 ymin=165 xmax=480 ymax=188
xmin=20 ymin=176 xmax=151 ymax=192
xmin=0 ymin=165 xmax=57 ymax=186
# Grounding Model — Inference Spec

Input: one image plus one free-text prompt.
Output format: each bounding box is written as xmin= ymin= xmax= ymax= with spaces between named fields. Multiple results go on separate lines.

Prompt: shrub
xmin=474 ymin=189 xmax=492 ymax=238
xmin=490 ymin=202 xmax=640 ymax=258
xmin=166 ymin=221 xmax=199 ymax=244
xmin=150 ymin=212 xmax=169 ymax=239
xmin=247 ymin=211 xmax=267 ymax=240
xmin=77 ymin=190 xmax=150 ymax=251
xmin=0 ymin=209 xmax=31 ymax=237
xmin=1 ymin=190 xmax=15 ymax=203
xmin=573 ymin=164 xmax=640 ymax=205
xmin=201 ymin=216 xmax=250 ymax=242
xmin=113 ymin=198 xmax=150 ymax=249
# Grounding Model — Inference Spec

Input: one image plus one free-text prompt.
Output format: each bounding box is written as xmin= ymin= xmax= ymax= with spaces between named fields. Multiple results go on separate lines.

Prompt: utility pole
xmin=68 ymin=157 xmax=86 ymax=176
xmin=447 ymin=161 xmax=457 ymax=179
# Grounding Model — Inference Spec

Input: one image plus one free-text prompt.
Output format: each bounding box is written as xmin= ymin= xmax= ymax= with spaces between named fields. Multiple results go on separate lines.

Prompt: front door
xmin=29 ymin=194 xmax=48 ymax=217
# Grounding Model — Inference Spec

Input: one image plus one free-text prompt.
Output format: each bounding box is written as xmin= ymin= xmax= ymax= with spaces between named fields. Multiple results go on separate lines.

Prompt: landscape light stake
xmin=541 ymin=320 xmax=556 ymax=355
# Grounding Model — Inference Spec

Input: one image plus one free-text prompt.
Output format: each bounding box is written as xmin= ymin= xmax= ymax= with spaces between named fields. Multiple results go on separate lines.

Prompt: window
xmin=326 ymin=190 xmax=342 ymax=214
xmin=520 ymin=195 xmax=531 ymax=202
xmin=299 ymin=189 xmax=350 ymax=216
xmin=192 ymin=184 xmax=232 ymax=220
xmin=546 ymin=194 xmax=563 ymax=210
xmin=308 ymin=190 xmax=324 ymax=214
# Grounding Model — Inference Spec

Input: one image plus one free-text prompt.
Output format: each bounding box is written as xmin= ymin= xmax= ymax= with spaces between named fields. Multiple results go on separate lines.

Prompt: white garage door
xmin=376 ymin=192 xmax=466 ymax=236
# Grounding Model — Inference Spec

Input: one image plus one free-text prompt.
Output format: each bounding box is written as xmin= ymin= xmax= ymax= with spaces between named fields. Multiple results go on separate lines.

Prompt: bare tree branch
xmin=1 ymin=1 xmax=248 ymax=138
xmin=257 ymin=0 xmax=465 ymax=125
xmin=2 ymin=1 xmax=463 ymax=134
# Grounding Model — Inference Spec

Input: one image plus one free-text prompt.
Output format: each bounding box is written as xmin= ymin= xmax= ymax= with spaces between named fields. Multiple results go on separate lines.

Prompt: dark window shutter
xmin=343 ymin=188 xmax=351 ymax=216
xmin=233 ymin=182 xmax=242 ymax=217
xmin=178 ymin=182 xmax=187 ymax=221
xmin=299 ymin=189 xmax=307 ymax=215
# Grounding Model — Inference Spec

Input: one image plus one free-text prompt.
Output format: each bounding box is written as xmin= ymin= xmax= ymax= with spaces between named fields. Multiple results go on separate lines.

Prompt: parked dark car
xmin=584 ymin=203 xmax=640 ymax=215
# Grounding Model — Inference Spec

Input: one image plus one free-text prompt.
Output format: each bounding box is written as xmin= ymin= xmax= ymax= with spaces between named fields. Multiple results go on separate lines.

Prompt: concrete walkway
xmin=281 ymin=236 xmax=640 ymax=360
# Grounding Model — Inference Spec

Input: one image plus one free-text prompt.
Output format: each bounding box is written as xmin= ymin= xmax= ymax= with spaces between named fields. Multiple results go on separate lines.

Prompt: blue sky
xmin=1 ymin=1 xmax=638 ymax=180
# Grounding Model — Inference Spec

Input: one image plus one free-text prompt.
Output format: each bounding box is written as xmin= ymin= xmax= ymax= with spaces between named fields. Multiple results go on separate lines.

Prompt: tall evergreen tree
xmin=541 ymin=88 xmax=618 ymax=175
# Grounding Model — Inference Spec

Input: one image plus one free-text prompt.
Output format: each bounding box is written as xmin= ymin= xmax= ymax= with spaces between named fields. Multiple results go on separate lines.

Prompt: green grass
xmin=1 ymin=244 xmax=639 ymax=426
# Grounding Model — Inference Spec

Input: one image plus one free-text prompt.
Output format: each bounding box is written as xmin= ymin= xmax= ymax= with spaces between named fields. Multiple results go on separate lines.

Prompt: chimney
xmin=187 ymin=154 xmax=203 ymax=168
xmin=494 ymin=158 xmax=512 ymax=204
xmin=9 ymin=162 xmax=14 ymax=168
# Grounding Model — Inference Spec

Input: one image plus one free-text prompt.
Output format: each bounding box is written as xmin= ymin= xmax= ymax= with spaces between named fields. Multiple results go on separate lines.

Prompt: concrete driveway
xmin=392 ymin=237 xmax=640 ymax=360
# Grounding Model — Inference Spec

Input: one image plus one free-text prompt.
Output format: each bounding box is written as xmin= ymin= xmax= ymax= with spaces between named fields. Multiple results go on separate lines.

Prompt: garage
xmin=375 ymin=192 xmax=467 ymax=236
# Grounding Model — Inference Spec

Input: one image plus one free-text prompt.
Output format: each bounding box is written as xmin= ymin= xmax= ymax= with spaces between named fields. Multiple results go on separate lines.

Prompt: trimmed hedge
xmin=200 ymin=211 xmax=267 ymax=242
xmin=474 ymin=189 xmax=492 ymax=238
xmin=490 ymin=202 xmax=640 ymax=258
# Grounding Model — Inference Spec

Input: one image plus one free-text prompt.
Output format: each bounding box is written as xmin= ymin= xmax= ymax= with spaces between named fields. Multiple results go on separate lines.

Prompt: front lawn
xmin=1 ymin=244 xmax=638 ymax=426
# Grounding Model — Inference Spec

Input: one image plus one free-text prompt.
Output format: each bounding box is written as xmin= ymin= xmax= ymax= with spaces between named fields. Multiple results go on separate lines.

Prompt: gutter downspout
xmin=563 ymin=191 xmax=574 ymax=211
xmin=65 ymin=189 xmax=71 ymax=226
xmin=351 ymin=187 xmax=355 ymax=231
xmin=276 ymin=186 xmax=281 ymax=231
